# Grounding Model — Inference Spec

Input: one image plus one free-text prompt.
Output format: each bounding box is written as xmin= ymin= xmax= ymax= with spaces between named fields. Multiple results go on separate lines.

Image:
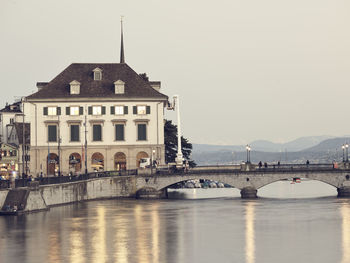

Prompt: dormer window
xmin=70 ymin=80 xmax=80 ymax=95
xmin=114 ymin=80 xmax=125 ymax=94
xmin=93 ymin=68 xmax=103 ymax=81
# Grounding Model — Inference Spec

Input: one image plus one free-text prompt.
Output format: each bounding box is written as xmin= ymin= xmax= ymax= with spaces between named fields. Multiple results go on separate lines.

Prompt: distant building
xmin=24 ymin=26 xmax=168 ymax=176
xmin=7 ymin=122 xmax=30 ymax=176
xmin=0 ymin=143 xmax=18 ymax=178
xmin=0 ymin=101 xmax=22 ymax=144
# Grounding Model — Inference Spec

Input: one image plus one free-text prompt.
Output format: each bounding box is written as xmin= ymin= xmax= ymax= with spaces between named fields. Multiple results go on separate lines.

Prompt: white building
xmin=24 ymin=62 xmax=168 ymax=176
xmin=24 ymin=25 xmax=169 ymax=177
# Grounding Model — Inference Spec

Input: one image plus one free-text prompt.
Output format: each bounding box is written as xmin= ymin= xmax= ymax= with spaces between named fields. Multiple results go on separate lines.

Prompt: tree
xmin=164 ymin=120 xmax=196 ymax=167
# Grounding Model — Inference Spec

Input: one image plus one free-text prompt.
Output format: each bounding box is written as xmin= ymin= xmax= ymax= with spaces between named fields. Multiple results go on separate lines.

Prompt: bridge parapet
xmin=136 ymin=166 xmax=350 ymax=199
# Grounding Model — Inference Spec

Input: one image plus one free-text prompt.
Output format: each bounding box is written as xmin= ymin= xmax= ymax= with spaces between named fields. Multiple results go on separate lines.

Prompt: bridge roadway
xmin=135 ymin=163 xmax=350 ymax=198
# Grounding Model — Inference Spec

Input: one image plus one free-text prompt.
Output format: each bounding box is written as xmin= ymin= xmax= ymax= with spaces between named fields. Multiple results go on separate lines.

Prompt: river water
xmin=0 ymin=181 xmax=349 ymax=263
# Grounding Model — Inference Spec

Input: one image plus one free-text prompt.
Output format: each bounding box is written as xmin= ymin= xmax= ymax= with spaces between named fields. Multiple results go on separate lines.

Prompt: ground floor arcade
xmin=29 ymin=144 xmax=165 ymax=177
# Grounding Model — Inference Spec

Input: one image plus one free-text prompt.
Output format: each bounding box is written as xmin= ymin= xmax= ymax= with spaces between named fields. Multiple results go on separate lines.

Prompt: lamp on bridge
xmin=246 ymin=145 xmax=251 ymax=163
xmin=343 ymin=144 xmax=346 ymax=163
xmin=346 ymin=143 xmax=349 ymax=162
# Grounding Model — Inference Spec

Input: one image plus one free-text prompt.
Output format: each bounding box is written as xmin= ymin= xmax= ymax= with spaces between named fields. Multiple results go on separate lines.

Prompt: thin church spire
xmin=120 ymin=16 xmax=125 ymax=64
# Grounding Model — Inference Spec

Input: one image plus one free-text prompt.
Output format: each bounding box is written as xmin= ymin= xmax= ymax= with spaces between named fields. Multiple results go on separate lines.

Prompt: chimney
xmin=149 ymin=81 xmax=161 ymax=92
xmin=36 ymin=82 xmax=48 ymax=91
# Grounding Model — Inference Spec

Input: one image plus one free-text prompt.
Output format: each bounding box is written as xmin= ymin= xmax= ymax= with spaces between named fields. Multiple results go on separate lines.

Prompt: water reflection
xmin=341 ymin=202 xmax=350 ymax=263
xmin=151 ymin=204 xmax=160 ymax=263
xmin=114 ymin=215 xmax=129 ymax=263
xmin=245 ymin=201 xmax=255 ymax=263
xmin=69 ymin=218 xmax=84 ymax=263
xmin=49 ymin=225 xmax=61 ymax=263
xmin=1 ymin=188 xmax=350 ymax=263
xmin=93 ymin=206 xmax=106 ymax=263
xmin=135 ymin=204 xmax=150 ymax=263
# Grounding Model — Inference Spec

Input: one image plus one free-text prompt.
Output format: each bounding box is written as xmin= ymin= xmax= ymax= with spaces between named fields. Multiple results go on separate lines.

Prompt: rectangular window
xmin=137 ymin=124 xmax=147 ymax=141
xmin=48 ymin=125 xmax=57 ymax=142
xmin=115 ymin=106 xmax=124 ymax=115
xmin=94 ymin=72 xmax=101 ymax=80
xmin=70 ymin=125 xmax=80 ymax=142
xmin=70 ymin=106 xmax=79 ymax=116
xmin=137 ymin=106 xmax=146 ymax=115
xmin=48 ymin=107 xmax=57 ymax=116
xmin=115 ymin=124 xmax=125 ymax=141
xmin=93 ymin=124 xmax=102 ymax=141
xmin=92 ymin=106 xmax=102 ymax=115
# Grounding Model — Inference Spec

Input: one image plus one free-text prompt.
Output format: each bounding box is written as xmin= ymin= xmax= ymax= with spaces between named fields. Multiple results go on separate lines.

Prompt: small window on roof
xmin=70 ymin=80 xmax=80 ymax=94
xmin=93 ymin=68 xmax=102 ymax=81
xmin=114 ymin=80 xmax=125 ymax=94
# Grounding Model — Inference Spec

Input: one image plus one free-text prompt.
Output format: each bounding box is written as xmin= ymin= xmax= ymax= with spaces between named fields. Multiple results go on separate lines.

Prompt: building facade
xmin=0 ymin=101 xmax=22 ymax=144
xmin=25 ymin=63 xmax=168 ymax=176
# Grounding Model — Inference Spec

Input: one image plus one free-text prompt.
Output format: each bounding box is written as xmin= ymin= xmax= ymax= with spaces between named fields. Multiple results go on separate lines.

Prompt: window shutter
xmin=102 ymin=106 xmax=106 ymax=115
xmin=124 ymin=106 xmax=128 ymax=114
xmin=43 ymin=107 xmax=48 ymax=115
xmin=93 ymin=125 xmax=102 ymax=141
xmin=137 ymin=124 xmax=147 ymax=141
xmin=66 ymin=107 xmax=70 ymax=115
xmin=115 ymin=124 xmax=125 ymax=141
xmin=48 ymin=125 xmax=57 ymax=142
xmin=79 ymin=107 xmax=83 ymax=115
xmin=70 ymin=125 xmax=80 ymax=142
xmin=146 ymin=106 xmax=151 ymax=114
xmin=57 ymin=107 xmax=61 ymax=115
xmin=110 ymin=106 xmax=115 ymax=115
xmin=88 ymin=106 xmax=92 ymax=115
xmin=133 ymin=106 xmax=137 ymax=114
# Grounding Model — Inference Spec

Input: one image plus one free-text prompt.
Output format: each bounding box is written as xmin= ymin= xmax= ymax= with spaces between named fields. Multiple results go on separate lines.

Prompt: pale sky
xmin=1 ymin=0 xmax=350 ymax=145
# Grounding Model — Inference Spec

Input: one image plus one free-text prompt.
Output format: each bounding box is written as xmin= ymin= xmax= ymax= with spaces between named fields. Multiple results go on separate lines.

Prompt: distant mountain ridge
xmin=192 ymin=136 xmax=350 ymax=165
xmin=303 ymin=137 xmax=350 ymax=152
xmin=193 ymin=135 xmax=334 ymax=153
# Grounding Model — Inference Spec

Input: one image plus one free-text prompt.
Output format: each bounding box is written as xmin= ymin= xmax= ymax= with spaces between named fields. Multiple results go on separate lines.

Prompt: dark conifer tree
xmin=164 ymin=120 xmax=196 ymax=167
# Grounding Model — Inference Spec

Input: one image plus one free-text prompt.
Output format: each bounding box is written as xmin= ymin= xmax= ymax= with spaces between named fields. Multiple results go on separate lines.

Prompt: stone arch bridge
xmin=135 ymin=165 xmax=350 ymax=198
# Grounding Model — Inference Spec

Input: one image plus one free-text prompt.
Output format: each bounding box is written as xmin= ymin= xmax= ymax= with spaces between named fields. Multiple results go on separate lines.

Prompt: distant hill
xmin=191 ymin=136 xmax=345 ymax=165
xmin=303 ymin=137 xmax=350 ymax=152
xmin=193 ymin=135 xmax=334 ymax=153
xmin=192 ymin=144 xmax=242 ymax=153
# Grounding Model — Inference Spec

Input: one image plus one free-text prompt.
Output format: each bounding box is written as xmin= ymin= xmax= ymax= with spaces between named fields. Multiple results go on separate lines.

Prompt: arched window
xmin=114 ymin=152 xmax=126 ymax=171
xmin=91 ymin=152 xmax=104 ymax=172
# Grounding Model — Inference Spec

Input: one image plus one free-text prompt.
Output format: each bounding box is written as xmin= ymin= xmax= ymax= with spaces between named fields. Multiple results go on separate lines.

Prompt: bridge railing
xmin=154 ymin=163 xmax=340 ymax=176
xmin=12 ymin=169 xmax=138 ymax=188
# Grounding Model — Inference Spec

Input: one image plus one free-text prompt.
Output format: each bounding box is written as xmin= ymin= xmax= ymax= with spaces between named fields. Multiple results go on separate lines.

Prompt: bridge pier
xmin=240 ymin=187 xmax=257 ymax=199
xmin=136 ymin=187 xmax=168 ymax=199
xmin=337 ymin=187 xmax=350 ymax=197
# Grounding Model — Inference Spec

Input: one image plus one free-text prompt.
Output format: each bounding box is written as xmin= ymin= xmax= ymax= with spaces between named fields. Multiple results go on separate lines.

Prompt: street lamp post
xmin=346 ymin=143 xmax=349 ymax=162
xmin=151 ymin=149 xmax=156 ymax=174
xmin=342 ymin=145 xmax=345 ymax=162
xmin=246 ymin=145 xmax=251 ymax=163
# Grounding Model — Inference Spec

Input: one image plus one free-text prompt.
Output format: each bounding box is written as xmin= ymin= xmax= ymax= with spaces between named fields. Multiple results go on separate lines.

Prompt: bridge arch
xmin=136 ymin=170 xmax=350 ymax=198
xmin=144 ymin=175 xmax=241 ymax=192
xmin=253 ymin=173 xmax=343 ymax=190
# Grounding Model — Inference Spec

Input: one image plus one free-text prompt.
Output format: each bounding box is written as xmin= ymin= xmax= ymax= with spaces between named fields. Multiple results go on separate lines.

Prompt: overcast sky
xmin=1 ymin=0 xmax=350 ymax=145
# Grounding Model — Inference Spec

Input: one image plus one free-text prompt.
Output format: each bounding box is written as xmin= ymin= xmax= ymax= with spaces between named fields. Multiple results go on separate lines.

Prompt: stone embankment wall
xmin=41 ymin=176 xmax=136 ymax=206
xmin=0 ymin=176 xmax=137 ymax=213
xmin=0 ymin=190 xmax=9 ymax=208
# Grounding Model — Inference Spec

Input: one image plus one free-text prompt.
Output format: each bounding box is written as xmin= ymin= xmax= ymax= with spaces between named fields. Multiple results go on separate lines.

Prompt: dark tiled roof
xmin=0 ymin=101 xmax=21 ymax=113
xmin=27 ymin=63 xmax=168 ymax=100
xmin=14 ymin=123 xmax=30 ymax=145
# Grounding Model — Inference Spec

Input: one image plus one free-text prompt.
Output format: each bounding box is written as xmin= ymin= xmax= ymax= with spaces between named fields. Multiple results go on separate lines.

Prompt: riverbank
xmin=0 ymin=176 xmax=137 ymax=214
